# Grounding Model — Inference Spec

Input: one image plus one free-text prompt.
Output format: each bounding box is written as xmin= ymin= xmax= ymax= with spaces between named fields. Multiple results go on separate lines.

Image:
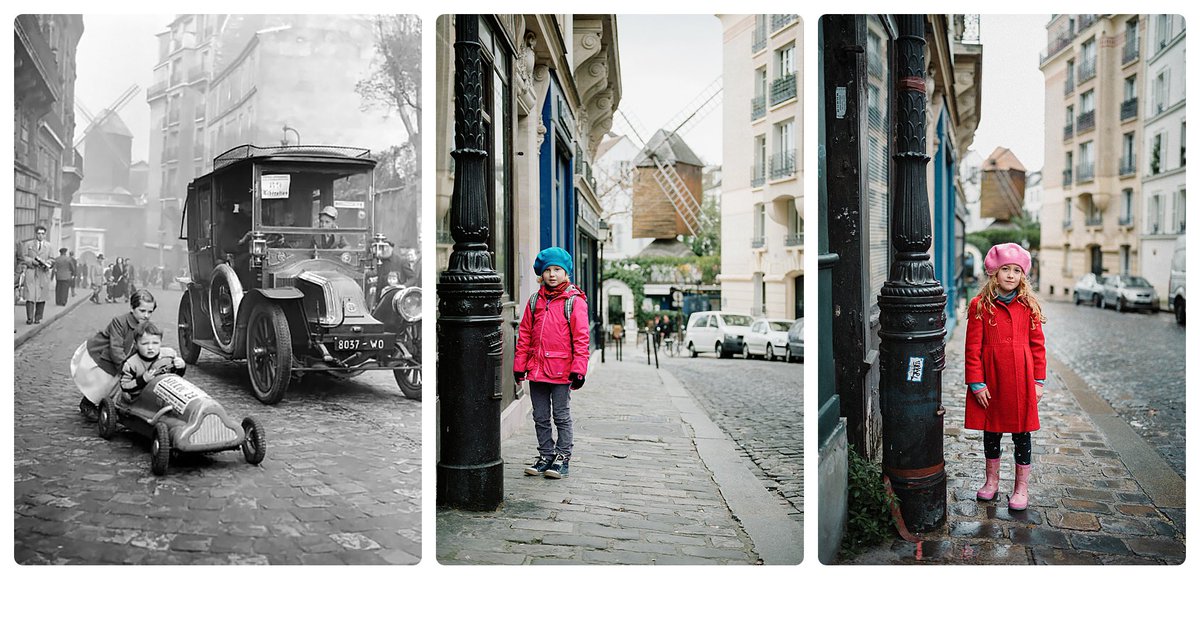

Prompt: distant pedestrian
xmin=965 ymin=243 xmax=1047 ymax=511
xmin=514 ymin=247 xmax=590 ymax=479
xmin=53 ymin=247 xmax=73 ymax=306
xmin=21 ymin=225 xmax=52 ymax=324
xmin=71 ymin=289 xmax=158 ymax=421
xmin=69 ymin=251 xmax=78 ymax=297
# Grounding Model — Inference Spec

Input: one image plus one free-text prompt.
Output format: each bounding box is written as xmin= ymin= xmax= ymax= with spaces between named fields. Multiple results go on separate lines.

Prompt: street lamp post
xmin=436 ymin=15 xmax=506 ymax=510
xmin=877 ymin=15 xmax=948 ymax=533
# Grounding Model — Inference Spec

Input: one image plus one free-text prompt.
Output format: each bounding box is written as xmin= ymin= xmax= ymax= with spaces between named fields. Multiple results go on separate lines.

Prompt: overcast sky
xmin=614 ymin=14 xmax=724 ymax=165
xmin=967 ymin=14 xmax=1052 ymax=171
xmin=74 ymin=15 xmax=170 ymax=164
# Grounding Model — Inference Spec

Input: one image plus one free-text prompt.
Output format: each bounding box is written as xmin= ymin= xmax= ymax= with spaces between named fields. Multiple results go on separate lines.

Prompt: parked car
xmin=684 ymin=311 xmax=754 ymax=359
xmin=1072 ymin=272 xmax=1105 ymax=307
xmin=1100 ymin=274 xmax=1159 ymax=313
xmin=1169 ymin=235 xmax=1185 ymax=325
xmin=742 ymin=318 xmax=792 ymax=361
xmin=176 ymin=144 xmax=422 ymax=404
xmin=786 ymin=318 xmax=803 ymax=362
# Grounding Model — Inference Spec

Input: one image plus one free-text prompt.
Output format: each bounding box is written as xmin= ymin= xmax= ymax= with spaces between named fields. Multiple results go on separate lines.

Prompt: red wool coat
xmin=964 ymin=296 xmax=1046 ymax=433
xmin=514 ymin=285 xmax=590 ymax=385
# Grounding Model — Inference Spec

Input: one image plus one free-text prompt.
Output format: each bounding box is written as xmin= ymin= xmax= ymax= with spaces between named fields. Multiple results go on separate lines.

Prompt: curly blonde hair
xmin=973 ymin=270 xmax=1046 ymax=327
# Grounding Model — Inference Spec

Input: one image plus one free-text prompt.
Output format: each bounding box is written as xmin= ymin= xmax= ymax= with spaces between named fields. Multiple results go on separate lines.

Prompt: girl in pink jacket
xmin=514 ymin=247 xmax=590 ymax=479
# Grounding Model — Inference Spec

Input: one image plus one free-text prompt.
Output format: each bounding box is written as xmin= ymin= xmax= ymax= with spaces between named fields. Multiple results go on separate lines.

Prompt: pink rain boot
xmin=1009 ymin=463 xmax=1032 ymax=510
xmin=976 ymin=458 xmax=1001 ymax=501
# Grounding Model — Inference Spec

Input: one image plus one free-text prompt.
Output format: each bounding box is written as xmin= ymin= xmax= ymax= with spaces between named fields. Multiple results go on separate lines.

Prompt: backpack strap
xmin=527 ymin=290 xmax=576 ymax=332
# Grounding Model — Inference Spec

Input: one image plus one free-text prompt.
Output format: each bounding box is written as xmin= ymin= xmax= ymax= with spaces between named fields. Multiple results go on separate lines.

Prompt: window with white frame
xmin=1151 ymin=131 xmax=1166 ymax=174
xmin=1064 ymin=197 xmax=1072 ymax=228
xmin=1080 ymin=89 xmax=1095 ymax=115
xmin=776 ymin=44 xmax=795 ymax=78
xmin=1079 ymin=141 xmax=1094 ymax=179
xmin=1124 ymin=75 xmax=1137 ymax=101
xmin=1148 ymin=193 xmax=1163 ymax=234
xmin=1156 ymin=14 xmax=1172 ymax=51
xmin=1173 ymin=189 xmax=1186 ymax=233
xmin=1066 ymin=104 xmax=1074 ymax=126
xmin=1154 ymin=70 xmax=1170 ymax=114
xmin=1120 ymin=188 xmax=1134 ymax=225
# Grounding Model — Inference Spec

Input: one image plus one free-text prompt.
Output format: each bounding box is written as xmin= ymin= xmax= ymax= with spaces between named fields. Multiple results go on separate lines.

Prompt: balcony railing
xmin=1064 ymin=77 xmax=1075 ymax=95
xmin=1078 ymin=57 xmax=1097 ymax=83
xmin=751 ymin=236 xmax=766 ymax=249
xmin=1077 ymin=163 xmax=1095 ymax=182
xmin=1120 ymin=155 xmax=1137 ymax=176
xmin=769 ymin=149 xmax=797 ymax=180
xmin=1041 ymin=27 xmax=1076 ymax=64
xmin=1064 ymin=123 xmax=1074 ymax=140
xmin=1076 ymin=110 xmax=1096 ymax=134
xmin=770 ymin=14 xmax=798 ymax=32
xmin=1120 ymin=97 xmax=1138 ymax=121
xmin=751 ymin=95 xmax=766 ymax=121
xmin=1123 ymin=39 xmax=1140 ymax=64
xmin=1085 ymin=210 xmax=1103 ymax=226
xmin=1063 ymin=168 xmax=1073 ymax=187
xmin=1079 ymin=14 xmax=1099 ymax=31
xmin=785 ymin=233 xmax=803 ymax=247
xmin=751 ymin=163 xmax=766 ymax=188
xmin=751 ymin=20 xmax=767 ymax=53
xmin=770 ymin=73 xmax=797 ymax=106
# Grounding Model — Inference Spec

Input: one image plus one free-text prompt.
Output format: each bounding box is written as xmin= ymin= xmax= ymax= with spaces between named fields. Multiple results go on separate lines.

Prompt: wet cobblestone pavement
xmin=14 ymin=290 xmax=422 ymax=565
xmin=842 ymin=315 xmax=1184 ymax=565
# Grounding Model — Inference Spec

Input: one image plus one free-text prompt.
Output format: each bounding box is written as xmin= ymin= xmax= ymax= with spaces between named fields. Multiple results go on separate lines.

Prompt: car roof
xmin=208 ymin=144 xmax=376 ymax=175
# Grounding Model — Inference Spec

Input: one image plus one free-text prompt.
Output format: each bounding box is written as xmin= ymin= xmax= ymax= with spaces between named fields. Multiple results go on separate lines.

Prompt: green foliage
xmin=683 ymin=196 xmax=722 ymax=257
xmin=966 ymin=216 xmax=1041 ymax=255
xmin=604 ymin=254 xmax=721 ymax=326
xmin=839 ymin=445 xmax=899 ymax=559
xmin=1151 ymin=136 xmax=1162 ymax=174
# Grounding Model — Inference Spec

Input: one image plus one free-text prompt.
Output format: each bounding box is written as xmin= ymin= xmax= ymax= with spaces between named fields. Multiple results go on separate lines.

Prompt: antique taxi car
xmin=176 ymin=145 xmax=422 ymax=404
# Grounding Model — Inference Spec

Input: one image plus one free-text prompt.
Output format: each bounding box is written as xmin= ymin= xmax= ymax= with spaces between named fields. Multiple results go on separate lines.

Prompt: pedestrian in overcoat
xmin=53 ymin=248 xmax=73 ymax=306
xmin=21 ymin=225 xmax=52 ymax=323
xmin=964 ymin=242 xmax=1047 ymax=511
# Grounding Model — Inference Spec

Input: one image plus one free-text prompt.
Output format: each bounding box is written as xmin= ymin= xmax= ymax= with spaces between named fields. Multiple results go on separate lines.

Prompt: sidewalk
xmin=844 ymin=319 xmax=1185 ymax=565
xmin=14 ymin=288 xmax=91 ymax=348
xmin=437 ymin=358 xmax=801 ymax=565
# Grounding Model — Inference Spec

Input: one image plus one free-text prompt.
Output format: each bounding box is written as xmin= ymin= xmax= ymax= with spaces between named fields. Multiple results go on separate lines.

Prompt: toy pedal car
xmin=96 ymin=373 xmax=265 ymax=476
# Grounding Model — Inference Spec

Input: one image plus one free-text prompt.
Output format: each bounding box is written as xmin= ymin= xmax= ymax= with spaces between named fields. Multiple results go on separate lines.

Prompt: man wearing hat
xmin=313 ymin=206 xmax=348 ymax=250
xmin=22 ymin=225 xmax=52 ymax=323
xmin=53 ymin=247 xmax=74 ymax=306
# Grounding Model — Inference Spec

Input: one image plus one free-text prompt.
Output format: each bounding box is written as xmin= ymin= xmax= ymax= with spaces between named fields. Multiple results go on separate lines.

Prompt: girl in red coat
xmin=965 ymin=243 xmax=1046 ymax=510
xmin=514 ymin=247 xmax=590 ymax=479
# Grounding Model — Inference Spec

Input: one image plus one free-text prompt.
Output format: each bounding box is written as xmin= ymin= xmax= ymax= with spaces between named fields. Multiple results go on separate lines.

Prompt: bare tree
xmin=357 ymin=15 xmax=421 ymax=166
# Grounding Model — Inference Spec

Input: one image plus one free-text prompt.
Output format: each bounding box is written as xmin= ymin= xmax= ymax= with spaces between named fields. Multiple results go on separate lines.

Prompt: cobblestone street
xmin=14 ymin=289 xmax=422 ymax=565
xmin=843 ymin=312 xmax=1185 ymax=565
xmin=658 ymin=348 xmax=803 ymax=524
xmin=437 ymin=355 xmax=802 ymax=565
xmin=1041 ymin=300 xmax=1186 ymax=477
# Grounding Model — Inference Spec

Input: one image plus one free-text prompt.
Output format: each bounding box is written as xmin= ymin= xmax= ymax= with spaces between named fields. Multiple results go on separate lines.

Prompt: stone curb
xmin=14 ymin=292 xmax=91 ymax=350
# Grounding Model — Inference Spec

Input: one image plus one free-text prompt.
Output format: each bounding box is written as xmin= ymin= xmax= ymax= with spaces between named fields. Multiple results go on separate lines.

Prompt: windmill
xmin=600 ymin=75 xmax=723 ymax=238
xmin=73 ymin=84 xmax=140 ymax=170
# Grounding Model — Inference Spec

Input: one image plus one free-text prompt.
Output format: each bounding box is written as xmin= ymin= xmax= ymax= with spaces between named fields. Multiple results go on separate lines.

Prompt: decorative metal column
xmin=437 ymin=15 xmax=505 ymax=510
xmin=877 ymin=15 xmax=947 ymax=532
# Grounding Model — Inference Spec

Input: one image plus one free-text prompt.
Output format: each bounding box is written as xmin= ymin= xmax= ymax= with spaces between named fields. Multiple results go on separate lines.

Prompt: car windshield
xmin=769 ymin=321 xmax=792 ymax=332
xmin=1119 ymin=276 xmax=1152 ymax=287
xmin=255 ymin=166 xmax=372 ymax=248
xmin=720 ymin=314 xmax=753 ymax=327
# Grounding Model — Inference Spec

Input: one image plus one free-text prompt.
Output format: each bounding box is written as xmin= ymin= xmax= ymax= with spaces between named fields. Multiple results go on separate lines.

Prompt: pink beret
xmin=984 ymin=242 xmax=1031 ymax=275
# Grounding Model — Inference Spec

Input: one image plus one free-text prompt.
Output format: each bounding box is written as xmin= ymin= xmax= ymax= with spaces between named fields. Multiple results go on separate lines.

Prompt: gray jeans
xmin=529 ymin=381 xmax=573 ymax=460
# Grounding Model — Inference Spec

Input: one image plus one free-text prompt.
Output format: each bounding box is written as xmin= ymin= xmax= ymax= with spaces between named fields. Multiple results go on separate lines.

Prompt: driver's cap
xmin=320 ymin=205 xmax=339 ymax=220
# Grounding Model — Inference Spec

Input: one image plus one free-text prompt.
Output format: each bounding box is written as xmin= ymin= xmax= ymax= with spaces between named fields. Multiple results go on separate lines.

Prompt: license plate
xmin=332 ymin=336 xmax=392 ymax=351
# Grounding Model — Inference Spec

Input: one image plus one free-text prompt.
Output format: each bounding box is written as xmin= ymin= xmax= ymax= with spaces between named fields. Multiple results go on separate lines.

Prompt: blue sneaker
xmin=525 ymin=456 xmax=553 ymax=476
xmin=544 ymin=454 xmax=569 ymax=479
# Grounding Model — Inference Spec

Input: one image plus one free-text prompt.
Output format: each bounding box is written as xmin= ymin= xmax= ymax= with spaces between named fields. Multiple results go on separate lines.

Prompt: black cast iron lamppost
xmin=436 ymin=15 xmax=506 ymax=510
xmin=877 ymin=15 xmax=947 ymax=533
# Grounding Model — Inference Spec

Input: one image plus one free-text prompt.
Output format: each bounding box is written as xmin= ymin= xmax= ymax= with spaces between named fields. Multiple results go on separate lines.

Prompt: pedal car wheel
xmin=394 ymin=366 xmax=422 ymax=400
xmin=97 ymin=398 xmax=118 ymax=440
xmin=240 ymin=417 xmax=266 ymax=465
xmin=246 ymin=304 xmax=293 ymax=404
xmin=177 ymin=291 xmax=201 ymax=364
xmin=150 ymin=422 xmax=170 ymax=476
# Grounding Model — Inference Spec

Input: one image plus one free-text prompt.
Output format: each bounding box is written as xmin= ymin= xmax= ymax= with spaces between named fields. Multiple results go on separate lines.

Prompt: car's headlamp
xmin=392 ymin=287 xmax=422 ymax=322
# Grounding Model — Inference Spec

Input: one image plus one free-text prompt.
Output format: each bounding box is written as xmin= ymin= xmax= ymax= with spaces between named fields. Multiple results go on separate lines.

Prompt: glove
xmin=514 ymin=370 xmax=527 ymax=384
xmin=569 ymin=373 xmax=585 ymax=390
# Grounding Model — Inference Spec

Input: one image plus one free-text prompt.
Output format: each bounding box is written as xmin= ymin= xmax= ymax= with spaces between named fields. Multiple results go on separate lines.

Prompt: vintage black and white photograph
xmin=435 ymin=13 xmax=803 ymax=565
xmin=14 ymin=14 xmax=422 ymax=565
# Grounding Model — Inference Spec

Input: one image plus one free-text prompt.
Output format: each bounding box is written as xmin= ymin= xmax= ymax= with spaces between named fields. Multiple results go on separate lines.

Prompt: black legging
xmin=984 ymin=431 xmax=1032 ymax=465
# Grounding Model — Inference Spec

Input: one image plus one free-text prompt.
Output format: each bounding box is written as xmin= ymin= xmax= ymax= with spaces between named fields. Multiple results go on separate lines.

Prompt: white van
xmin=1169 ymin=235 xmax=1185 ymax=325
xmin=684 ymin=311 xmax=754 ymax=359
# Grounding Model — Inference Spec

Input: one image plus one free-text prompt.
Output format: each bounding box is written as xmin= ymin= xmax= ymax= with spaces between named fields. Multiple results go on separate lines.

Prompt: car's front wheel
xmin=1176 ymin=298 xmax=1185 ymax=325
xmin=246 ymin=304 xmax=293 ymax=404
xmin=395 ymin=366 xmax=421 ymax=400
xmin=688 ymin=342 xmax=698 ymax=358
xmin=766 ymin=344 xmax=776 ymax=361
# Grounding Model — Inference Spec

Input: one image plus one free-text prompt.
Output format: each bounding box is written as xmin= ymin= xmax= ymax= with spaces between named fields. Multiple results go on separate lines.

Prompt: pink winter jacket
xmin=514 ymin=284 xmax=590 ymax=384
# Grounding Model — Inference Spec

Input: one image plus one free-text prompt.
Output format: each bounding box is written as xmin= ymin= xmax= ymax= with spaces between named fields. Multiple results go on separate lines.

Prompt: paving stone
xmin=1047 ymin=510 xmax=1101 ymax=531
xmin=1068 ymin=534 xmax=1131 ymax=555
xmin=1124 ymin=537 xmax=1186 ymax=560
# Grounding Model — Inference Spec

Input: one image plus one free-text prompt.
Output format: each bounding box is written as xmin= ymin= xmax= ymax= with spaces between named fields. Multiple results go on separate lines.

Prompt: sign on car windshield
xmin=261 ymin=174 xmax=291 ymax=199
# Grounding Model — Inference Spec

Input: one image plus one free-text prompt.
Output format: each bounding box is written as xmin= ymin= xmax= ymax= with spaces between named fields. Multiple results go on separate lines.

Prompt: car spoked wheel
xmin=240 ymin=417 xmax=266 ymax=465
xmin=395 ymin=366 xmax=422 ymax=400
xmin=177 ymin=292 xmax=201 ymax=364
xmin=150 ymin=422 xmax=170 ymax=476
xmin=97 ymin=398 xmax=118 ymax=440
xmin=246 ymin=304 xmax=292 ymax=404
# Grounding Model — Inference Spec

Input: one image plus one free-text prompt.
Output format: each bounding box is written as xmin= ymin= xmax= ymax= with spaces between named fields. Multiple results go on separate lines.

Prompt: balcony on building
xmin=1077 ymin=57 xmax=1096 ymax=84
xmin=751 ymin=235 xmax=766 ymax=249
xmin=187 ymin=64 xmax=206 ymax=83
xmin=1064 ymin=76 xmax=1075 ymax=95
xmin=751 ymin=95 xmax=766 ymax=121
xmin=769 ymin=73 xmax=797 ymax=106
xmin=1076 ymin=110 xmax=1096 ymax=134
xmin=751 ymin=18 xmax=767 ymax=54
xmin=1076 ymin=162 xmax=1095 ymax=183
xmin=147 ymin=80 xmax=168 ymax=100
xmin=770 ymin=14 xmax=798 ymax=33
xmin=1078 ymin=14 xmax=1098 ymax=31
xmin=1122 ymin=38 xmax=1140 ymax=65
xmin=1120 ymin=154 xmax=1137 ymax=177
xmin=1040 ymin=26 xmax=1077 ymax=64
xmin=1062 ymin=167 xmax=1073 ymax=187
xmin=751 ymin=162 xmax=766 ymax=188
xmin=784 ymin=232 xmax=803 ymax=247
xmin=1120 ymin=97 xmax=1138 ymax=121
xmin=1063 ymin=122 xmax=1074 ymax=140
xmin=768 ymin=149 xmax=796 ymax=180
